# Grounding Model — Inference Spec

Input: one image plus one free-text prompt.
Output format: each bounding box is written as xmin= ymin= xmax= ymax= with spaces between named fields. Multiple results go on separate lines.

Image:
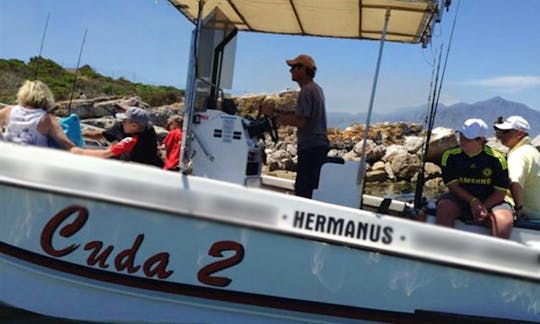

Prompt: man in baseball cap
xmin=83 ymin=103 xmax=163 ymax=167
xmin=494 ymin=115 xmax=530 ymax=133
xmin=261 ymin=53 xmax=329 ymax=199
xmin=285 ymin=54 xmax=317 ymax=71
xmin=115 ymin=106 xmax=151 ymax=127
xmin=460 ymin=118 xmax=488 ymax=139
xmin=494 ymin=116 xmax=539 ymax=220
xmin=436 ymin=118 xmax=514 ymax=238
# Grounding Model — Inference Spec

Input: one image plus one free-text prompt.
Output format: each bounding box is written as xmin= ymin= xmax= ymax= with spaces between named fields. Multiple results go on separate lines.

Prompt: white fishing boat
xmin=1 ymin=1 xmax=539 ymax=323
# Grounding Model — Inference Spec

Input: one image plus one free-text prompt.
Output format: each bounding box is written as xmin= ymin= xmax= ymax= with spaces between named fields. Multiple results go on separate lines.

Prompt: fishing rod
xmin=33 ymin=12 xmax=50 ymax=80
xmin=67 ymin=29 xmax=88 ymax=115
xmin=413 ymin=0 xmax=461 ymax=211
xmin=414 ymin=45 xmax=443 ymax=211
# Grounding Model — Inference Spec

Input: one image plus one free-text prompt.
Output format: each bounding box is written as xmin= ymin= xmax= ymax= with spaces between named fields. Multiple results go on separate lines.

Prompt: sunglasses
xmin=289 ymin=64 xmax=303 ymax=71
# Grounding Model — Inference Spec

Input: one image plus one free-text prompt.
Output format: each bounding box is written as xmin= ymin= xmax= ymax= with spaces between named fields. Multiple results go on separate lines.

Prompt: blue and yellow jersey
xmin=441 ymin=146 xmax=509 ymax=201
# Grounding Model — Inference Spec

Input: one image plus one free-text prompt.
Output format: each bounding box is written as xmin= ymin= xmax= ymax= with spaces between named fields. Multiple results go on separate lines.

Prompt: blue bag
xmin=48 ymin=114 xmax=84 ymax=148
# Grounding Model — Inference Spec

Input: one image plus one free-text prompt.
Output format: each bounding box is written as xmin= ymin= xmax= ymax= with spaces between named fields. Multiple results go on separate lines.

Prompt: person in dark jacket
xmin=84 ymin=105 xmax=163 ymax=167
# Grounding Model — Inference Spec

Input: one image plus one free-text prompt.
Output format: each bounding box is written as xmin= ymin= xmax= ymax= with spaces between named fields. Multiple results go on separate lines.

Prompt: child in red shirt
xmin=162 ymin=115 xmax=183 ymax=171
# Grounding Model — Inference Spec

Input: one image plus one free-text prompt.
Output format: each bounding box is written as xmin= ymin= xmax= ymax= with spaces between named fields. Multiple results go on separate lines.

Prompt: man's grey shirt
xmin=296 ymin=81 xmax=330 ymax=150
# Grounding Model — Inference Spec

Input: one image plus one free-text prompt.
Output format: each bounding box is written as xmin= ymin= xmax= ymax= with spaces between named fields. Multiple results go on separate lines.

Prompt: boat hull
xmin=2 ymin=180 xmax=539 ymax=323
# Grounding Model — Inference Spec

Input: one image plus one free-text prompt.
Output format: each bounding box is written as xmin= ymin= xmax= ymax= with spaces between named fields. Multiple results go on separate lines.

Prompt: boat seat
xmin=313 ymin=160 xmax=360 ymax=208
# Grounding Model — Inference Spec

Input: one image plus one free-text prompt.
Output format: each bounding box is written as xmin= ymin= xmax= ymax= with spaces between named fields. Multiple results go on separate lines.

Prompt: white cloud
xmin=461 ymin=76 xmax=540 ymax=93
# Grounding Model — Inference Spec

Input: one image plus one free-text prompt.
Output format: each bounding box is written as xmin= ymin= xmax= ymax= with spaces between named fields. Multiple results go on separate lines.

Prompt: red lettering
xmin=114 ymin=234 xmax=143 ymax=273
xmin=198 ymin=241 xmax=244 ymax=287
xmin=40 ymin=206 xmax=88 ymax=257
xmin=143 ymin=253 xmax=173 ymax=279
xmin=41 ymin=206 xmax=174 ymax=280
xmin=84 ymin=241 xmax=113 ymax=268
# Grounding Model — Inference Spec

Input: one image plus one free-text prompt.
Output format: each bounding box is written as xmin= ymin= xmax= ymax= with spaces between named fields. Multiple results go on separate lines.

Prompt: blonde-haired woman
xmin=0 ymin=80 xmax=76 ymax=150
xmin=0 ymin=80 xmax=156 ymax=161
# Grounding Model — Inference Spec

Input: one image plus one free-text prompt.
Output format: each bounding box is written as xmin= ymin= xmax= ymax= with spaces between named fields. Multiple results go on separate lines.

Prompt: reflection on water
xmin=364 ymin=181 xmax=446 ymax=206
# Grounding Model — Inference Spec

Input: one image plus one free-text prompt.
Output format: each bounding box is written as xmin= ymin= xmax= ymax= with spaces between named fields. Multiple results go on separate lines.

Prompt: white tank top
xmin=2 ymin=105 xmax=49 ymax=147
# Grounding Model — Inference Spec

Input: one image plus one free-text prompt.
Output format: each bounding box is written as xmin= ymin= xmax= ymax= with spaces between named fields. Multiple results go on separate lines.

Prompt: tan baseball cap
xmin=286 ymin=54 xmax=316 ymax=70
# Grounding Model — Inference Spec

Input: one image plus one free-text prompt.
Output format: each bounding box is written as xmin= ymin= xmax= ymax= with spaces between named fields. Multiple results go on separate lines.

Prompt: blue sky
xmin=1 ymin=0 xmax=539 ymax=113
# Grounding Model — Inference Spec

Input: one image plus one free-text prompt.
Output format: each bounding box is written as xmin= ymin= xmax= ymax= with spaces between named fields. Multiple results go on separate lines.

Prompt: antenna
xmin=67 ymin=29 xmax=88 ymax=114
xmin=33 ymin=13 xmax=50 ymax=80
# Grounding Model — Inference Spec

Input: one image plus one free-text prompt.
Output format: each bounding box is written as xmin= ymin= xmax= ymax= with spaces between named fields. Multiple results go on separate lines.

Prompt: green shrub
xmin=0 ymin=57 xmax=185 ymax=106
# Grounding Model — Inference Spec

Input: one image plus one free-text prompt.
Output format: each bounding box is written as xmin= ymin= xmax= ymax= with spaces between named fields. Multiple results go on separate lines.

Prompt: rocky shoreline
xmin=54 ymin=92 xmax=540 ymax=194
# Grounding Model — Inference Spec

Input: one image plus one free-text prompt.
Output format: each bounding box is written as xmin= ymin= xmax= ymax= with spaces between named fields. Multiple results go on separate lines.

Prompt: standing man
xmin=263 ymin=54 xmax=330 ymax=198
xmin=436 ymin=118 xmax=514 ymax=239
xmin=494 ymin=116 xmax=540 ymax=221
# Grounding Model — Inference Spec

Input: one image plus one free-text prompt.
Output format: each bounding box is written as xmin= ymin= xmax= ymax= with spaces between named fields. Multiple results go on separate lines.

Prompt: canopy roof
xmin=168 ymin=0 xmax=440 ymax=44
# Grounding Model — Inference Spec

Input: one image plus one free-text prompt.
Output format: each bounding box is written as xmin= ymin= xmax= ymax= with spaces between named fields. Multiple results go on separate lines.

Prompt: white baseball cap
xmin=460 ymin=118 xmax=488 ymax=139
xmin=494 ymin=115 xmax=530 ymax=132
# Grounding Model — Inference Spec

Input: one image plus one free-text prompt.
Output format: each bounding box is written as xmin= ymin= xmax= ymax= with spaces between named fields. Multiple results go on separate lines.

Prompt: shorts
xmin=437 ymin=192 xmax=513 ymax=221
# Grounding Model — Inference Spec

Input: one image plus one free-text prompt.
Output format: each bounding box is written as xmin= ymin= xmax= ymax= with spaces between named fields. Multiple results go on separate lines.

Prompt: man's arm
xmin=447 ymin=181 xmax=478 ymax=206
xmin=510 ymin=182 xmax=527 ymax=218
xmin=447 ymin=181 xmax=491 ymax=222
xmin=507 ymin=153 xmax=528 ymax=218
xmin=71 ymin=136 xmax=138 ymax=159
xmin=47 ymin=114 xmax=76 ymax=151
xmin=82 ymin=129 xmax=105 ymax=140
xmin=0 ymin=105 xmax=12 ymax=131
xmin=275 ymin=111 xmax=306 ymax=128
xmin=261 ymin=104 xmax=306 ymax=128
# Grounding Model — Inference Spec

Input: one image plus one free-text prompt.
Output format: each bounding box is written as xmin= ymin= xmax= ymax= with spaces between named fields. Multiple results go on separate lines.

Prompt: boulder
xmin=404 ymin=136 xmax=424 ymax=154
xmin=76 ymin=99 xmax=114 ymax=119
xmin=425 ymin=177 xmax=444 ymax=190
xmin=531 ymin=134 xmax=540 ymax=150
xmin=382 ymin=144 xmax=408 ymax=162
xmin=371 ymin=161 xmax=386 ymax=171
xmin=55 ymin=99 xmax=94 ymax=118
xmin=384 ymin=161 xmax=396 ymax=180
xmin=391 ymin=152 xmax=421 ymax=180
xmin=328 ymin=149 xmax=346 ymax=158
xmin=425 ymin=127 xmax=458 ymax=163
xmin=54 ymin=96 xmax=149 ymax=120
xmin=81 ymin=117 xmax=117 ymax=130
xmin=368 ymin=144 xmax=386 ymax=162
xmin=148 ymin=102 xmax=183 ymax=128
xmin=343 ymin=150 xmax=360 ymax=162
xmin=365 ymin=169 xmax=388 ymax=183
xmin=487 ymin=137 xmax=508 ymax=155
xmin=424 ymin=162 xmax=442 ymax=179
xmin=286 ymin=143 xmax=297 ymax=157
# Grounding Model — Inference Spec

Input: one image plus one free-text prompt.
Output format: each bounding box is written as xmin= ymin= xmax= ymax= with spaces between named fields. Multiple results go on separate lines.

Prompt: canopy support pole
xmin=357 ymin=8 xmax=391 ymax=208
xmin=180 ymin=0 xmax=205 ymax=174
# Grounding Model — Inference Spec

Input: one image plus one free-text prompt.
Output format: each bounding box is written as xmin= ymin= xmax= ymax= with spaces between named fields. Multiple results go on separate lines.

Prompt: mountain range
xmin=327 ymin=97 xmax=540 ymax=137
